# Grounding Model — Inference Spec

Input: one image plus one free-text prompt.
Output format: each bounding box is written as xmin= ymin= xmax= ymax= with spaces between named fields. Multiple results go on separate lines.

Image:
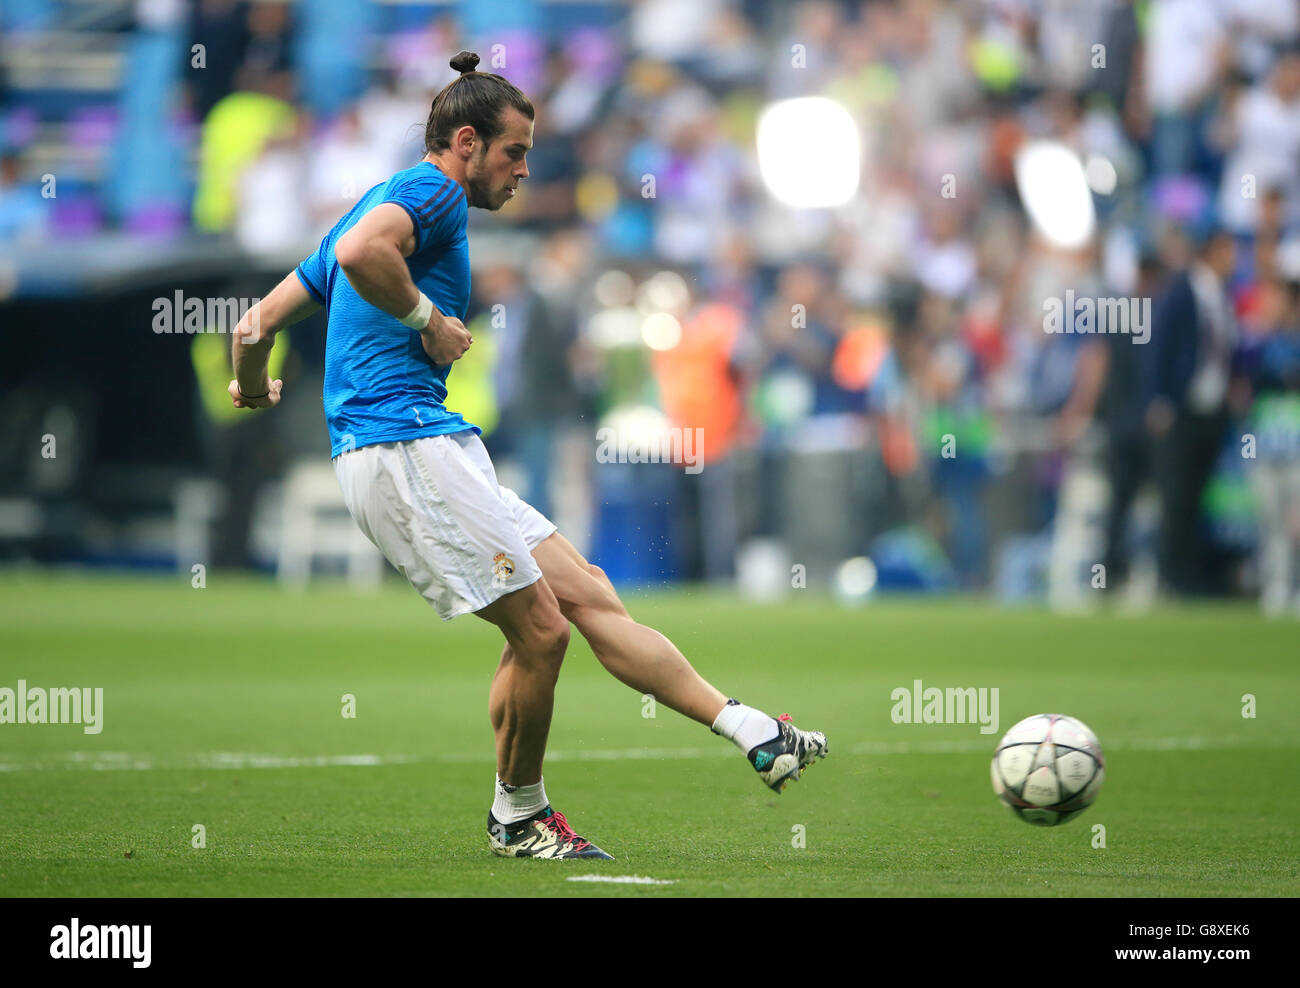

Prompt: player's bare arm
xmin=228 ymin=271 xmax=321 ymax=409
xmin=335 ymin=202 xmax=472 ymax=366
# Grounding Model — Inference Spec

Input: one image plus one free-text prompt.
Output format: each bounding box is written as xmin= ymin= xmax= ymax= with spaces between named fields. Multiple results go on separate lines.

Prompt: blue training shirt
xmin=295 ymin=160 xmax=478 ymax=457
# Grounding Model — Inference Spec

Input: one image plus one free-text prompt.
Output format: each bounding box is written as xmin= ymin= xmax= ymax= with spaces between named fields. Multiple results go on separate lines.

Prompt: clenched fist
xmin=420 ymin=314 xmax=473 ymax=366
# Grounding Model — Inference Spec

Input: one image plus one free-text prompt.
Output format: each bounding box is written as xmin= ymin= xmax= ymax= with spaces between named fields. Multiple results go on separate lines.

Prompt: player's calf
xmin=477 ymin=580 xmax=570 ymax=792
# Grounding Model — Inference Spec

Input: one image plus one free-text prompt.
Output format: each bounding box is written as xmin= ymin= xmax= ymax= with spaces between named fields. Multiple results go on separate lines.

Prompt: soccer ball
xmin=990 ymin=713 xmax=1104 ymax=826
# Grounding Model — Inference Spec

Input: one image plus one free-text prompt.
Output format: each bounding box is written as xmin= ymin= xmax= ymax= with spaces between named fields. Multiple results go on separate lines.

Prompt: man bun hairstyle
xmin=450 ymin=51 xmax=479 ymax=74
xmin=424 ymin=50 xmax=534 ymax=154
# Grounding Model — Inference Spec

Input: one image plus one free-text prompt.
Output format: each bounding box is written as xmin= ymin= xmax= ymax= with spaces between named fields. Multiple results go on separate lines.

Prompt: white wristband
xmin=400 ymin=292 xmax=434 ymax=330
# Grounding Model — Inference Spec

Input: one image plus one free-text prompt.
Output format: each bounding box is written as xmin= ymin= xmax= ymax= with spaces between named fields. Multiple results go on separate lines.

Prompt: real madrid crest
xmin=492 ymin=552 xmax=515 ymax=582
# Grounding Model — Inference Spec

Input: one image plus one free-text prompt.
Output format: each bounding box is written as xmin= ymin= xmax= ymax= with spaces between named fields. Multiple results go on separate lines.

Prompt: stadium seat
xmin=275 ymin=461 xmax=382 ymax=591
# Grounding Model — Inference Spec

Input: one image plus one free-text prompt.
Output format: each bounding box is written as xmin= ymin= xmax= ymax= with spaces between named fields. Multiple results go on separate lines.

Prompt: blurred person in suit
xmin=1096 ymin=250 xmax=1169 ymax=591
xmin=1147 ymin=228 xmax=1240 ymax=595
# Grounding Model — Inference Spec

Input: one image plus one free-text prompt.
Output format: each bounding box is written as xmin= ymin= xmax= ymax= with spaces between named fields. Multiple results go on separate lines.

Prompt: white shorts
xmin=333 ymin=431 xmax=557 ymax=621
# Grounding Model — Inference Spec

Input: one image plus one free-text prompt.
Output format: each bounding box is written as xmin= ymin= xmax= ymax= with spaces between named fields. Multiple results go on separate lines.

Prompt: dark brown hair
xmin=424 ymin=51 xmax=534 ymax=154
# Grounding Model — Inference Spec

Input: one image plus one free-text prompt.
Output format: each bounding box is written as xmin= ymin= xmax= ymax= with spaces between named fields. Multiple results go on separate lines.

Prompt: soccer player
xmin=227 ymin=51 xmax=827 ymax=860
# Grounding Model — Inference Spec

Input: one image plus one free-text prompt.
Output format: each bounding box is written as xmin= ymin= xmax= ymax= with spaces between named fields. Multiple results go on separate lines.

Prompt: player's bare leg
xmin=474 ymin=577 xmax=612 ymax=858
xmin=530 ymin=533 xmax=726 ymax=724
xmin=476 ymin=579 xmax=568 ymax=785
xmin=531 ymin=532 xmax=828 ymax=792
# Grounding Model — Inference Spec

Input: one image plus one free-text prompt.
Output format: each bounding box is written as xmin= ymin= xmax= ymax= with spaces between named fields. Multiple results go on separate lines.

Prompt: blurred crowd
xmin=5 ymin=0 xmax=1300 ymax=609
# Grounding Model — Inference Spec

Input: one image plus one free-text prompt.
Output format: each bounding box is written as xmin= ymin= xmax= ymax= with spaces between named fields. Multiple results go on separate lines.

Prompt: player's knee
xmin=545 ymin=615 xmax=571 ymax=656
xmin=523 ymin=609 xmax=569 ymax=668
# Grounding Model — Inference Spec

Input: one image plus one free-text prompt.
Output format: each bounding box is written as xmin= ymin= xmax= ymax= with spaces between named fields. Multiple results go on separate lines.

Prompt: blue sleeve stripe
xmin=295 ymin=265 xmax=325 ymax=305
xmin=413 ymin=183 xmax=455 ymax=211
xmin=419 ymin=191 xmax=464 ymax=230
xmin=413 ymin=184 xmax=459 ymax=224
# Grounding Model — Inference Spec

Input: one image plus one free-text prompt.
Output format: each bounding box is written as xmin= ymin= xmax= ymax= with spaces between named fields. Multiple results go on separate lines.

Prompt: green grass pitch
xmin=1 ymin=572 xmax=1296 ymax=897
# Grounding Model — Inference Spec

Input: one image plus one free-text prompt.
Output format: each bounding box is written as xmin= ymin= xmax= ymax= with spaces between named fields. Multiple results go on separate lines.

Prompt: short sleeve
xmin=296 ymin=231 xmax=329 ymax=305
xmin=382 ymin=173 xmax=467 ymax=257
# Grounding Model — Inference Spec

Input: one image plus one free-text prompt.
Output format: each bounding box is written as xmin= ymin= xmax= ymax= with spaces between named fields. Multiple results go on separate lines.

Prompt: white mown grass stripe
xmin=0 ymin=735 xmax=1290 ymax=773
xmin=566 ymin=875 xmax=675 ymax=885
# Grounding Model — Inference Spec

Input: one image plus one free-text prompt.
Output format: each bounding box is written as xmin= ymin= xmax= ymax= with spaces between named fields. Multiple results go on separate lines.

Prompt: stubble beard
xmin=467 ymin=171 xmax=497 ymax=210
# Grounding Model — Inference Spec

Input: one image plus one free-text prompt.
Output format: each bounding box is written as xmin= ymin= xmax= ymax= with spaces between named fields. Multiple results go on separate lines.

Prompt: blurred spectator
xmin=1148 ymin=229 xmax=1240 ymax=595
xmin=1227 ymin=0 xmax=1300 ymax=80
xmin=654 ymin=285 xmax=748 ymax=581
xmin=1145 ymin=0 xmax=1230 ymax=176
xmin=187 ymin=0 xmax=250 ymax=122
xmin=756 ymin=263 xmax=859 ymax=417
xmin=355 ymin=70 xmax=433 ymax=174
xmin=1098 ymin=250 xmax=1168 ymax=588
xmin=1244 ymin=276 xmax=1300 ymax=614
xmin=307 ymin=106 xmax=394 ymax=239
xmin=631 ymin=0 xmax=726 ymax=62
xmin=235 ymin=122 xmax=309 ymax=255
xmin=476 ymin=253 xmax=585 ymax=520
xmin=1089 ymin=0 xmax=1145 ymax=138
xmin=193 ymin=88 xmax=297 ymax=231
xmin=920 ymin=290 xmax=994 ymax=588
xmin=236 ymin=0 xmax=294 ymax=103
xmin=647 ymin=83 xmax=757 ymax=265
xmin=767 ymin=0 xmax=844 ymax=98
xmin=1216 ymin=47 xmax=1300 ymax=235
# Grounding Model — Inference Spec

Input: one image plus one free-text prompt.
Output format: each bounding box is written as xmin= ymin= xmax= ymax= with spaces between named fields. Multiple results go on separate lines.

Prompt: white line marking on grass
xmin=845 ymin=736 xmax=1284 ymax=755
xmin=566 ymin=875 xmax=675 ymax=885
xmin=441 ymin=746 xmax=724 ymax=764
xmin=0 ymin=752 xmax=430 ymax=772
xmin=0 ymin=735 xmax=1290 ymax=773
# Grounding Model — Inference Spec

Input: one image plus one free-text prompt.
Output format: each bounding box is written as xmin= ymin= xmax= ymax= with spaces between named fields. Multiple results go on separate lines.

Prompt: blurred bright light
xmin=736 ymin=539 xmax=792 ymax=602
xmin=1278 ymin=236 xmax=1300 ymax=281
xmin=593 ymin=269 xmax=636 ymax=307
xmin=586 ymin=307 xmax=644 ymax=348
xmin=1013 ymin=140 xmax=1096 ymax=249
xmin=636 ymin=270 xmax=690 ymax=316
xmin=833 ymin=556 xmax=878 ymax=606
xmin=598 ymin=404 xmax=673 ymax=454
xmin=756 ymin=97 xmax=860 ymax=208
xmin=642 ymin=311 xmax=682 ymax=350
xmin=1084 ymin=153 xmax=1118 ymax=196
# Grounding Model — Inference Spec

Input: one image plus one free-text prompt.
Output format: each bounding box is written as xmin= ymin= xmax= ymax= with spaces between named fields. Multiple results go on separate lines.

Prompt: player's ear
xmin=456 ymin=125 xmax=477 ymax=157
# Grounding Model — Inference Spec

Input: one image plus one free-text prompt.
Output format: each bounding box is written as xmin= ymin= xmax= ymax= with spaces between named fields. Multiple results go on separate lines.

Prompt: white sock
xmin=492 ymin=774 xmax=548 ymax=824
xmin=711 ymin=699 xmax=779 ymax=754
